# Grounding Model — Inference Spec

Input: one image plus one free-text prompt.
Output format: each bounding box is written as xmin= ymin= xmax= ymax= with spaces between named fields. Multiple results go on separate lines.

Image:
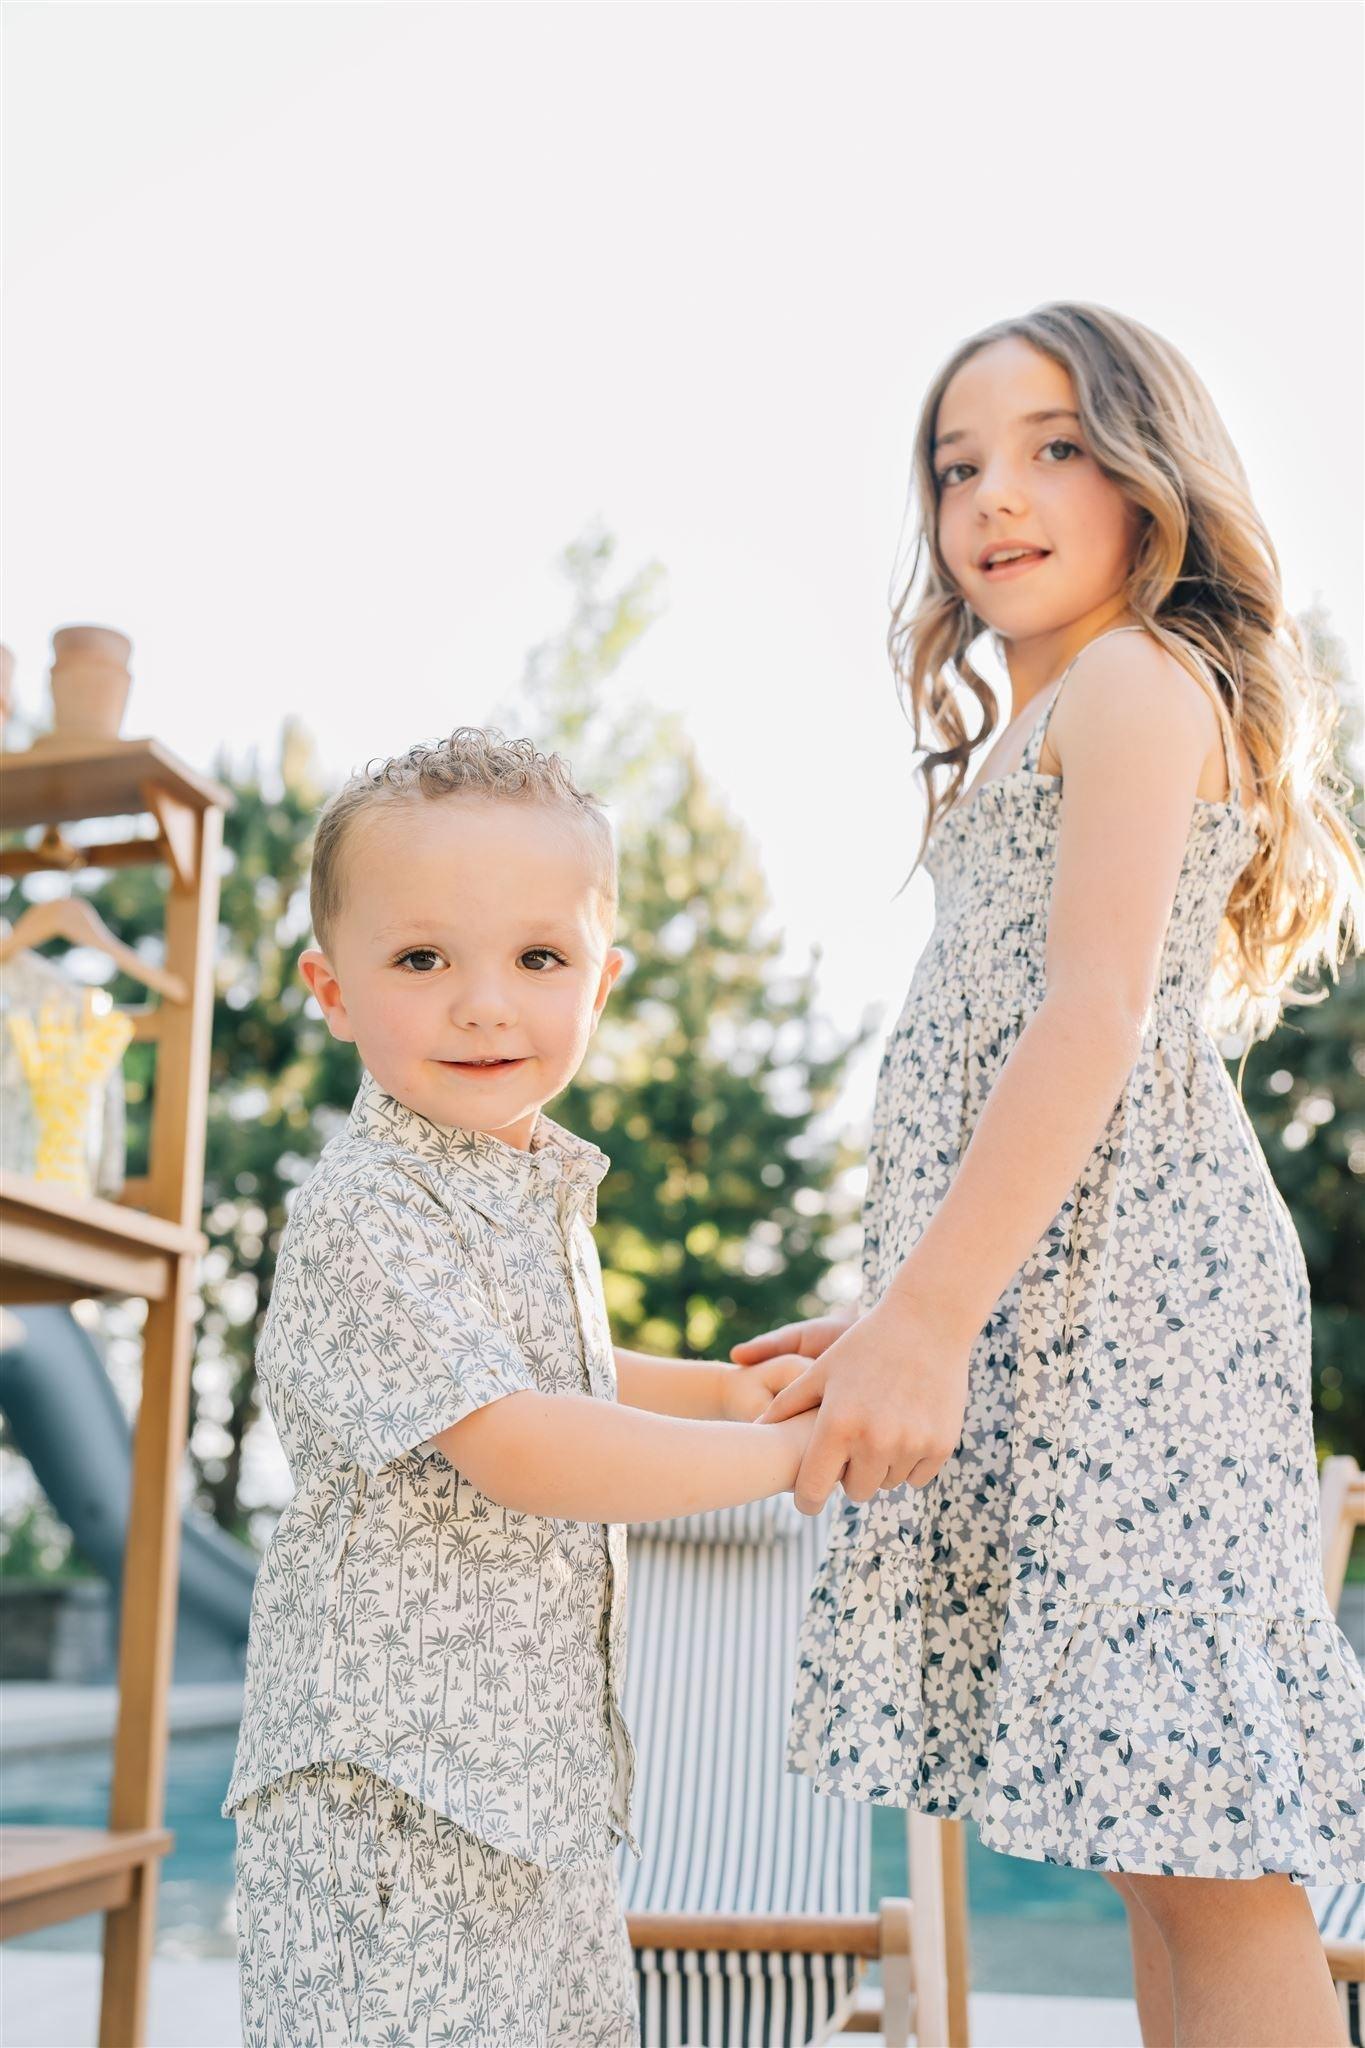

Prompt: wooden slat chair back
xmin=617 ymin=1497 xmax=970 ymax=2046
xmin=1313 ymin=1454 xmax=1365 ymax=2046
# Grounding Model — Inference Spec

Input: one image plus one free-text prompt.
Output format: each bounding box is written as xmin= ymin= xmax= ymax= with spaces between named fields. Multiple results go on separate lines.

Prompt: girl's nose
xmin=976 ymin=465 xmax=1028 ymax=516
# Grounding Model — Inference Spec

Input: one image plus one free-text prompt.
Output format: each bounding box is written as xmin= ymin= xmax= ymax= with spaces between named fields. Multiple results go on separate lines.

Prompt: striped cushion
xmin=627 ymin=1499 xmax=804 ymax=1546
xmin=618 ymin=1502 xmax=870 ymax=2046
xmin=1313 ymin=1882 xmax=1365 ymax=2047
xmin=633 ymin=1947 xmax=860 ymax=2048
xmin=1314 ymin=1882 xmax=1365 ymax=1944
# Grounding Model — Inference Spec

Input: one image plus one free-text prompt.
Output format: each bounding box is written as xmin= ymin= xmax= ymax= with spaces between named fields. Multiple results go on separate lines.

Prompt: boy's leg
xmin=546 ymin=1854 xmax=640 ymax=2048
xmin=234 ymin=1762 xmax=382 ymax=2047
xmin=353 ymin=1787 xmax=560 ymax=2046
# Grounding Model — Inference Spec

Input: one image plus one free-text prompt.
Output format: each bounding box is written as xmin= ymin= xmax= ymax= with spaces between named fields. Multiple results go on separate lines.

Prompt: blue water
xmin=2 ymin=1730 xmax=1135 ymax=1997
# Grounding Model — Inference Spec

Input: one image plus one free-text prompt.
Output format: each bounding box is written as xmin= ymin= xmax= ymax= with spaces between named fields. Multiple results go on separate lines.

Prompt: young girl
xmin=735 ymin=302 xmax=1365 ymax=2046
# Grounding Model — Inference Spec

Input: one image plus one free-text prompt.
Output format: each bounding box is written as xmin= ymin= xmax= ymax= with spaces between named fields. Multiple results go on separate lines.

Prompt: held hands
xmin=719 ymin=1305 xmax=859 ymax=1422
xmin=733 ymin=1294 xmax=972 ymax=1516
xmin=718 ymin=1353 xmax=810 ymax=1422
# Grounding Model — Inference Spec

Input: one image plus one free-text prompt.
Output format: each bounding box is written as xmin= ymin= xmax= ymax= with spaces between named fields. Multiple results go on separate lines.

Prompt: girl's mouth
xmin=981 ymin=548 xmax=1051 ymax=580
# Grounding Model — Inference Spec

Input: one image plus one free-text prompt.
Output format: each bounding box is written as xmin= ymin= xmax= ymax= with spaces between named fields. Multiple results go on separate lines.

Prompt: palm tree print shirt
xmin=222 ymin=1069 xmax=639 ymax=1871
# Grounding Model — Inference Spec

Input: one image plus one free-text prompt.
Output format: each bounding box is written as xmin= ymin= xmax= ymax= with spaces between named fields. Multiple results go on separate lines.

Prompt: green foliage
xmin=0 ymin=1501 xmax=90 ymax=1579
xmin=562 ymin=742 xmax=870 ymax=1358
xmin=1231 ymin=603 xmax=1365 ymax=1459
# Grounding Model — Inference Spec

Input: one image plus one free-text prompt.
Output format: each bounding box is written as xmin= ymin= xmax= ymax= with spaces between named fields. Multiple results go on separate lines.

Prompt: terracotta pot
xmin=46 ymin=624 xmax=133 ymax=743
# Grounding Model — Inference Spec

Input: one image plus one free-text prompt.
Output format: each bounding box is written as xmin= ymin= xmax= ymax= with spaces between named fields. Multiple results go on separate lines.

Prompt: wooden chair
xmin=1313 ymin=1454 xmax=1365 ymax=2046
xmin=618 ymin=1498 xmax=971 ymax=2046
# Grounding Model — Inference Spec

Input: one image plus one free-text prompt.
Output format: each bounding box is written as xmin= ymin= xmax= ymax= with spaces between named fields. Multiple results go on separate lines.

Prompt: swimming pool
xmin=2 ymin=1728 xmax=1135 ymax=1997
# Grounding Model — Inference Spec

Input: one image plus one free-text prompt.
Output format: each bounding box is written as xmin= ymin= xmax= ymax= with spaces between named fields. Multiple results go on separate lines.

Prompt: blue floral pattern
xmin=788 ymin=647 xmax=1365 ymax=1883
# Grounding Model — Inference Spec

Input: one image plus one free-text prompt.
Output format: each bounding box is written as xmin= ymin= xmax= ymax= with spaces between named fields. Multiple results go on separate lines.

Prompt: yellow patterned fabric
xmin=7 ymin=993 xmax=133 ymax=1195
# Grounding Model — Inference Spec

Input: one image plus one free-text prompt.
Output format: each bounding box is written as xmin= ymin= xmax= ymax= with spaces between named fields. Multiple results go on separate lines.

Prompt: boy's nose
xmin=448 ymin=979 xmax=519 ymax=1029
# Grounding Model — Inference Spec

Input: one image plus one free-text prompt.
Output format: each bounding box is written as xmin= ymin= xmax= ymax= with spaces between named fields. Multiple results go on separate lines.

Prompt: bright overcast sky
xmin=4 ymin=2 xmax=1362 ymax=1130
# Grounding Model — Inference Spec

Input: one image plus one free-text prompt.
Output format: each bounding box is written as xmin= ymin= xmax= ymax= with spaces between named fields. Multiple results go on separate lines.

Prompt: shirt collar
xmin=346 ymin=1068 xmax=610 ymax=1229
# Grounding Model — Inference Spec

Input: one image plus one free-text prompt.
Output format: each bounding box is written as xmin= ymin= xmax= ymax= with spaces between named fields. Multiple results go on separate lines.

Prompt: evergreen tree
xmin=1233 ymin=603 xmax=1365 ymax=1457
xmin=498 ymin=528 xmax=873 ymax=1358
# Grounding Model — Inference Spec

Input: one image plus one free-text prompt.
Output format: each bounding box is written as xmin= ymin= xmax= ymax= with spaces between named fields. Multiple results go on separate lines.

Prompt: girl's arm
xmin=764 ymin=641 xmax=1225 ymax=1514
xmin=614 ymin=1345 xmax=804 ymax=1420
xmin=425 ymin=1392 xmax=817 ymax=1523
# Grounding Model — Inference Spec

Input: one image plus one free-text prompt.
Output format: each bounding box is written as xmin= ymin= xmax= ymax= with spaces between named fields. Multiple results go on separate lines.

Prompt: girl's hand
xmin=718 ymin=1355 xmax=810 ymax=1422
xmin=729 ymin=1304 xmax=859 ymax=1369
xmin=759 ymin=1294 xmax=971 ymax=1516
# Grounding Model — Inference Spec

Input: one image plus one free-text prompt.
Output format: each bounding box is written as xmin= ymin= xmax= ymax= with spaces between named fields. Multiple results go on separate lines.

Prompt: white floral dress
xmin=787 ymin=628 xmax=1365 ymax=1883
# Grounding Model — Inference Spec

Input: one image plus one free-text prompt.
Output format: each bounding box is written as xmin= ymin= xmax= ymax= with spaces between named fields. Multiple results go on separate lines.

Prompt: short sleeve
xmin=272 ymin=1165 xmax=534 ymax=1476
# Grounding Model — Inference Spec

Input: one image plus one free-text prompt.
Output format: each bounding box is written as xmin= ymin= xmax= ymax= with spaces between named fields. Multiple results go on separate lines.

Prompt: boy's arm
xmin=613 ymin=1345 xmax=809 ymax=1421
xmin=425 ymin=1391 xmax=817 ymax=1523
xmin=614 ymin=1346 xmax=732 ymax=1420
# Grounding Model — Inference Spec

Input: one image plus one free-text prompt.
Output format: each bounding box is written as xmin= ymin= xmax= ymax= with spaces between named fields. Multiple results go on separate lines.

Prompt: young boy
xmin=222 ymin=728 xmax=818 ymax=2048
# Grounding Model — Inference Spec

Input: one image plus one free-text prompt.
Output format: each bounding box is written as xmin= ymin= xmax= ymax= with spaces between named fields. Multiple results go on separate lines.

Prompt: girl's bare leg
xmin=1120 ymin=1869 xmax=1345 ymax=2047
xmin=1104 ymin=1873 xmax=1175 ymax=2048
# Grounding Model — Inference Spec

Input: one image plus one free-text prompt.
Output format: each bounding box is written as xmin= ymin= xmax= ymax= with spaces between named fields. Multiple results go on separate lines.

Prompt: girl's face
xmin=932 ymin=337 xmax=1141 ymax=642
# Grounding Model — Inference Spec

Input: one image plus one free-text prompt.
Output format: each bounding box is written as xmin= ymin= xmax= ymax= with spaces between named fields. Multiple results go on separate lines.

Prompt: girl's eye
xmin=520 ymin=947 xmax=567 ymax=972
xmin=936 ymin=438 xmax=1083 ymax=489
xmin=395 ymin=947 xmax=445 ymax=974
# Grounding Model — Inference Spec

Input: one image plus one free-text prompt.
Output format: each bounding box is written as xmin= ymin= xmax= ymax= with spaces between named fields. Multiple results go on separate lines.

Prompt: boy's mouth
xmin=439 ymin=1057 xmax=527 ymax=1073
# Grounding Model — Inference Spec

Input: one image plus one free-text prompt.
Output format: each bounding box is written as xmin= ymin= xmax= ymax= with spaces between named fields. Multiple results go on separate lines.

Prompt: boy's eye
xmin=395 ymin=947 xmax=445 ymax=974
xmin=520 ymin=947 xmax=567 ymax=971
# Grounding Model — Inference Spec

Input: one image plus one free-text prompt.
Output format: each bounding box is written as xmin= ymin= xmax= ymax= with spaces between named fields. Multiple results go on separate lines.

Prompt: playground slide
xmin=0 ymin=1303 xmax=257 ymax=1678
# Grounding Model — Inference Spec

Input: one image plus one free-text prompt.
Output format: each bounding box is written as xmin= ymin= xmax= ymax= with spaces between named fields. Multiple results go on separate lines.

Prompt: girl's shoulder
xmin=1042 ymin=626 xmax=1251 ymax=808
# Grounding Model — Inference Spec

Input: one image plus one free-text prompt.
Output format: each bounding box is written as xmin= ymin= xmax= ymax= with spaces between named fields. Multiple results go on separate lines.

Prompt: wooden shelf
xmin=0 ymin=1172 xmax=204 ymax=1305
xmin=0 ymin=738 xmax=232 ymax=831
xmin=0 ymin=726 xmax=225 ymax=2042
xmin=0 ymin=1826 xmax=172 ymax=1940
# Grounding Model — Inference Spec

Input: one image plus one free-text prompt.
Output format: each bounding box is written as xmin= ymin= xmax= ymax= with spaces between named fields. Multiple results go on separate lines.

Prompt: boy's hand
xmin=718 ymin=1355 xmax=810 ymax=1422
xmin=729 ymin=1305 xmax=859 ymax=1370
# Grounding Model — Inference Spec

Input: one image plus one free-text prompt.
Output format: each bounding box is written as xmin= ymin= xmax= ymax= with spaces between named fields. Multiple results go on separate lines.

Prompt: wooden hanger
xmin=0 ymin=895 xmax=188 ymax=1004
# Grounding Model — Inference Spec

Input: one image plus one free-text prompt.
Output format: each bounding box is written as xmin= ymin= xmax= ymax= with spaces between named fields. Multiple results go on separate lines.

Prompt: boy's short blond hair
xmin=309 ymin=726 xmax=617 ymax=956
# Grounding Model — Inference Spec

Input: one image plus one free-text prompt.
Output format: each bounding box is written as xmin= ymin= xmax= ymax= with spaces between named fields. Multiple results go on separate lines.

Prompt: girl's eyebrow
xmin=932 ymin=406 xmax=1080 ymax=454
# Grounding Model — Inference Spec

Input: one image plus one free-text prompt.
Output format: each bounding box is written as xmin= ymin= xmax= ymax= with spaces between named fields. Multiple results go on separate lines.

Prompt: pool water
xmin=3 ymin=1730 xmax=1135 ymax=1998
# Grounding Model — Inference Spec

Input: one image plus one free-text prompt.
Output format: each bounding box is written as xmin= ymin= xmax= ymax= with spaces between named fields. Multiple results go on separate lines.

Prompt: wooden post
xmin=907 ymin=1812 xmax=972 ymax=2047
xmin=99 ymin=804 xmax=221 ymax=2047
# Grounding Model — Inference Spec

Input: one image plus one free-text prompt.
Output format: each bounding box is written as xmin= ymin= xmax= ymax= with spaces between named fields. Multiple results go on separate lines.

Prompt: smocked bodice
xmin=913 ymin=707 xmax=1263 ymax=1022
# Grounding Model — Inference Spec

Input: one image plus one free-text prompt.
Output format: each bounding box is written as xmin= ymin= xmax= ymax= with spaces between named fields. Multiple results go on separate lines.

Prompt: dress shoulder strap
xmin=1029 ymin=626 xmax=1248 ymax=812
xmin=1027 ymin=624 xmax=1147 ymax=771
xmin=1055 ymin=621 xmax=1148 ymax=687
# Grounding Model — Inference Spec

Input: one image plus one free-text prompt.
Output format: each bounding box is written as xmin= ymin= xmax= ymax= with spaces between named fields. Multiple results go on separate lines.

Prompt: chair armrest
xmin=626 ymin=1908 xmax=887 ymax=1956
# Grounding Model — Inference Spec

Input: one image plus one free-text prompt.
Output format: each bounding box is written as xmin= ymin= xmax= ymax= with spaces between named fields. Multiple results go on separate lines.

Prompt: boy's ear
xmin=298 ymin=947 xmax=356 ymax=1043
xmin=590 ymin=947 xmax=626 ymax=1029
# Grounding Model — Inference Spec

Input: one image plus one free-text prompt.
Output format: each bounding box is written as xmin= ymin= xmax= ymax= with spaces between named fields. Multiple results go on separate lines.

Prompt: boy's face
xmin=300 ymin=796 xmax=623 ymax=1151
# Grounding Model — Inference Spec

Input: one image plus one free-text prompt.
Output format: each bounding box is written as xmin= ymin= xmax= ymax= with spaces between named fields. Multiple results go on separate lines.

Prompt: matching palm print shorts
xmin=233 ymin=1762 xmax=639 ymax=2047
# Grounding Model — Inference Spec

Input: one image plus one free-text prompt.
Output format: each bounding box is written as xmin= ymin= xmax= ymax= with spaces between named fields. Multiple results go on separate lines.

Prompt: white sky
xmin=4 ymin=1 xmax=1362 ymax=1130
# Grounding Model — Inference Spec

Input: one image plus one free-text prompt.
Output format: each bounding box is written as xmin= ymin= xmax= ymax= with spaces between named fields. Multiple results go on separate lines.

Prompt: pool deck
xmin=0 ymin=1951 xmax=1143 ymax=2046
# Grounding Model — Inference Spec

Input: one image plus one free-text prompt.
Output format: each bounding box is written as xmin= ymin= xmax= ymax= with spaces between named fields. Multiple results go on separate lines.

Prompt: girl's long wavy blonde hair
xmin=890 ymin=300 xmax=1364 ymax=1047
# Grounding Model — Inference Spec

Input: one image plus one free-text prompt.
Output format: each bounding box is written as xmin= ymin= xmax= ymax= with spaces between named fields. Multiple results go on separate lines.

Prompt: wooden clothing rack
xmin=0 ymin=738 xmax=230 ymax=2046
